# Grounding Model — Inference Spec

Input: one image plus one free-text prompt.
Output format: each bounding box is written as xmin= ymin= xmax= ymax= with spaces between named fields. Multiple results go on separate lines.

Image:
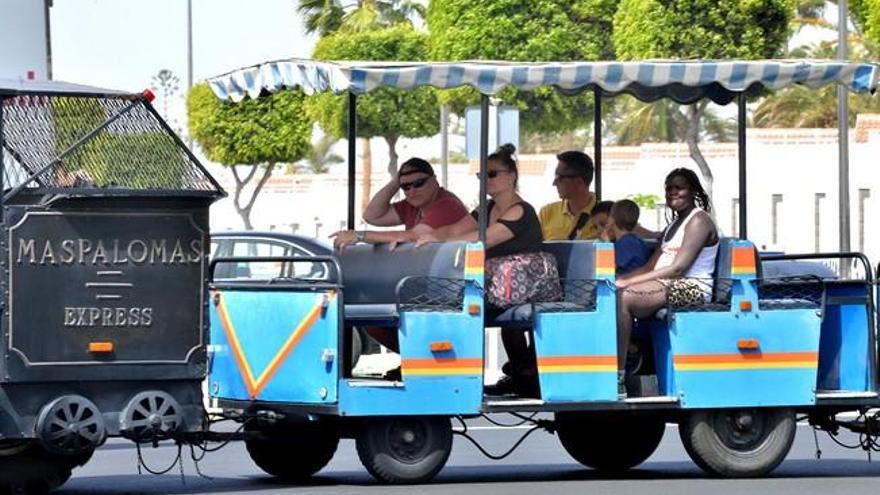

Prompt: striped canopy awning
xmin=208 ymin=59 xmax=880 ymax=105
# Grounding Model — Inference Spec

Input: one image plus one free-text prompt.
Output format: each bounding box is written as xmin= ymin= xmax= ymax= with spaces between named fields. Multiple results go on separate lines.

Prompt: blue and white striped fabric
xmin=208 ymin=59 xmax=880 ymax=104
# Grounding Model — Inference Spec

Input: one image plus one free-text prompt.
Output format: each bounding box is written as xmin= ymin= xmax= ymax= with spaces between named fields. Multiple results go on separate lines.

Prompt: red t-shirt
xmin=392 ymin=188 xmax=468 ymax=230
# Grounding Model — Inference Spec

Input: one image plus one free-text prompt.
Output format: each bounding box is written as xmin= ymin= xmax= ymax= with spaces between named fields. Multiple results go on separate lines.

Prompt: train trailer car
xmin=0 ymin=80 xmax=224 ymax=491
xmin=204 ymin=59 xmax=880 ymax=484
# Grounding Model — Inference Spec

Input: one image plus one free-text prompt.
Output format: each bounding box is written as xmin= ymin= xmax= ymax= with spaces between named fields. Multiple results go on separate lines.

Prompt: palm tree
xmin=297 ymin=0 xmax=425 ymax=35
xmin=296 ymin=135 xmax=344 ymax=174
xmin=754 ymin=42 xmax=880 ymax=128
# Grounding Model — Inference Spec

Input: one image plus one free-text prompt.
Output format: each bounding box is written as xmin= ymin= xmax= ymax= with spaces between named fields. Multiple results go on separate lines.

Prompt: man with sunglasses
xmin=539 ymin=150 xmax=602 ymax=241
xmin=331 ymin=157 xmax=468 ymax=250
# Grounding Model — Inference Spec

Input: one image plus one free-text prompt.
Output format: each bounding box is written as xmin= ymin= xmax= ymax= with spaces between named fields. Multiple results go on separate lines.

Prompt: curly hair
xmin=665 ymin=167 xmax=711 ymax=220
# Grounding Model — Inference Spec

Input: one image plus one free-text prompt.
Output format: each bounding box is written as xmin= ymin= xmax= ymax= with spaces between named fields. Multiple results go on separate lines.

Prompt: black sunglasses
xmin=475 ymin=170 xmax=508 ymax=179
xmin=554 ymin=173 xmax=583 ymax=180
xmin=400 ymin=177 xmax=430 ymax=191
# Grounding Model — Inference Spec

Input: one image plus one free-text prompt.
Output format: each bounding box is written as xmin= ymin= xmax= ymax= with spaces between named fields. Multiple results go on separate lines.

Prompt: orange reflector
xmin=89 ymin=342 xmax=114 ymax=353
xmin=468 ymin=303 xmax=481 ymax=316
xmin=430 ymin=341 xmax=453 ymax=352
xmin=737 ymin=339 xmax=760 ymax=350
xmin=739 ymin=300 xmax=752 ymax=312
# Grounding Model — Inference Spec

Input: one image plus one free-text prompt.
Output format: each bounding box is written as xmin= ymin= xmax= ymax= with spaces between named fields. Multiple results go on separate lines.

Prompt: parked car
xmin=210 ymin=231 xmax=334 ymax=281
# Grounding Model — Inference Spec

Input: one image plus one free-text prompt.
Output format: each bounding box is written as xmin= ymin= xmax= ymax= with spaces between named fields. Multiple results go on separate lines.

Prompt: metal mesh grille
xmin=397 ymin=277 xmax=466 ymax=313
xmin=1 ymin=94 xmax=218 ymax=193
xmin=758 ymin=276 xmax=824 ymax=310
xmin=537 ymin=279 xmax=599 ymax=312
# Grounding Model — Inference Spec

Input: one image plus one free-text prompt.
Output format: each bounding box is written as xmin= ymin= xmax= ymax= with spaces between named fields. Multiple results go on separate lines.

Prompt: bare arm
xmin=618 ymin=213 xmax=716 ymax=287
xmin=362 ymin=179 xmax=402 ymax=226
xmin=418 ymin=206 xmax=521 ymax=249
xmin=633 ymin=224 xmax=661 ymax=240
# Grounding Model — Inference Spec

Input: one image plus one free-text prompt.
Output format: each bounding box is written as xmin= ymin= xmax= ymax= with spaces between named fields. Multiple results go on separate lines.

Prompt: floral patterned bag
xmin=485 ymin=251 xmax=563 ymax=308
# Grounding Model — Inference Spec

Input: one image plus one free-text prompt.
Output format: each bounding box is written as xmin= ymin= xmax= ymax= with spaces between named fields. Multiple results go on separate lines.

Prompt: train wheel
xmin=679 ymin=408 xmax=795 ymax=478
xmin=244 ymin=421 xmax=339 ymax=481
xmin=556 ymin=412 xmax=665 ymax=472
xmin=356 ymin=416 xmax=452 ymax=484
xmin=0 ymin=441 xmax=90 ymax=493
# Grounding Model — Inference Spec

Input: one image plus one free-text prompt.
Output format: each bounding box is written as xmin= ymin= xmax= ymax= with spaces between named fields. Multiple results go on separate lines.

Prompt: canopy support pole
xmin=737 ymin=93 xmax=747 ymax=240
xmin=479 ymin=94 xmax=489 ymax=243
xmin=838 ymin=0 xmax=851 ymax=255
xmin=347 ymin=92 xmax=357 ymax=230
xmin=593 ymin=88 xmax=602 ymax=201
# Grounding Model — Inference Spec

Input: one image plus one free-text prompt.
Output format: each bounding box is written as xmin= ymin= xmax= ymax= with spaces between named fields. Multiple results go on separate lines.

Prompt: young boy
xmin=606 ymin=199 xmax=653 ymax=276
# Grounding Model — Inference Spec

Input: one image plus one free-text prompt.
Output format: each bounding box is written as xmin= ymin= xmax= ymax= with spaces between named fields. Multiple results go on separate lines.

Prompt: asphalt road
xmin=56 ymin=419 xmax=880 ymax=495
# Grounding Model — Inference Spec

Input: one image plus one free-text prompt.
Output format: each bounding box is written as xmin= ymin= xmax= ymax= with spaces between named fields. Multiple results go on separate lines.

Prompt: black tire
xmin=0 ymin=442 xmax=87 ymax=494
xmin=556 ymin=412 xmax=666 ymax=472
xmin=245 ymin=421 xmax=339 ymax=481
xmin=356 ymin=416 xmax=452 ymax=484
xmin=679 ymin=408 xmax=795 ymax=478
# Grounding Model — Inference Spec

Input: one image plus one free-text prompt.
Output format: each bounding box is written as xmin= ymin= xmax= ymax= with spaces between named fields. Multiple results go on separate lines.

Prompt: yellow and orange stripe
xmin=673 ymin=351 xmax=818 ymax=371
xmin=595 ymin=248 xmax=615 ymax=277
xmin=731 ymin=246 xmax=757 ymax=276
xmin=537 ymin=355 xmax=617 ymax=373
xmin=465 ymin=247 xmax=485 ymax=277
xmin=214 ymin=291 xmax=336 ymax=399
xmin=402 ymin=357 xmax=483 ymax=376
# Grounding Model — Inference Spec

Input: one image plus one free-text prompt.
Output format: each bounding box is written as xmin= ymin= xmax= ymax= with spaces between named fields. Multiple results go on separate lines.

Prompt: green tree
xmin=187 ymin=83 xmax=311 ymax=229
xmin=613 ymin=0 xmax=793 ymax=203
xmin=309 ymin=25 xmax=440 ymax=211
xmin=869 ymin=1 xmax=880 ymax=45
xmin=426 ymin=0 xmax=619 ymax=138
xmin=297 ymin=0 xmax=425 ymax=36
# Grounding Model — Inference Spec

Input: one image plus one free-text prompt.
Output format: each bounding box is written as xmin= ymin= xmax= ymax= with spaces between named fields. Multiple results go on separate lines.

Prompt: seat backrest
xmin=712 ymin=237 xmax=734 ymax=304
xmin=339 ymin=241 xmax=468 ymax=305
xmin=542 ymin=241 xmax=596 ymax=280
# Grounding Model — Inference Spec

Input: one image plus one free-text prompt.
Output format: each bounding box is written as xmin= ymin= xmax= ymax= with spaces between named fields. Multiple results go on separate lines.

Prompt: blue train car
xmin=204 ymin=59 xmax=880 ymax=484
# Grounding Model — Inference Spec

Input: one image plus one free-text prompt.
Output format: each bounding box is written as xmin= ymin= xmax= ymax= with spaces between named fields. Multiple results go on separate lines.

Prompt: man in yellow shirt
xmin=539 ymin=151 xmax=603 ymax=240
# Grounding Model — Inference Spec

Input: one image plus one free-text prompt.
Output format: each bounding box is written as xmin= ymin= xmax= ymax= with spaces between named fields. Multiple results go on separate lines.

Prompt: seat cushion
xmin=344 ymin=303 xmax=399 ymax=326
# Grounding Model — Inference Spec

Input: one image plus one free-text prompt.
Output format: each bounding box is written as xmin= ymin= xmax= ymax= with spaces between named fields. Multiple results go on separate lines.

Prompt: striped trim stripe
xmin=402 ymin=357 xmax=482 ymax=376
xmin=673 ymin=351 xmax=818 ymax=371
xmin=208 ymin=60 xmax=879 ymax=103
xmin=731 ymin=246 xmax=757 ymax=276
xmin=537 ymin=355 xmax=617 ymax=373
xmin=465 ymin=247 xmax=485 ymax=276
xmin=595 ymin=248 xmax=615 ymax=277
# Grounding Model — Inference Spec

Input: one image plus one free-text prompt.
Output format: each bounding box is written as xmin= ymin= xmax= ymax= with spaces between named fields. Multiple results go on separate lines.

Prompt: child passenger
xmin=606 ymin=199 xmax=653 ymax=276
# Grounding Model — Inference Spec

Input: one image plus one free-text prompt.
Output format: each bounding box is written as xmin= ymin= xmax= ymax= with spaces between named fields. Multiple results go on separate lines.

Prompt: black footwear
xmin=383 ymin=366 xmax=402 ymax=381
xmin=514 ymin=373 xmax=541 ymax=399
xmin=485 ymin=375 xmax=516 ymax=395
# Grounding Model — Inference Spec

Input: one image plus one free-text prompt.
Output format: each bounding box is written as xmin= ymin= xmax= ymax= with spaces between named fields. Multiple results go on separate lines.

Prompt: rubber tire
xmin=679 ymin=408 xmax=795 ymax=478
xmin=556 ymin=412 xmax=666 ymax=472
xmin=245 ymin=421 xmax=339 ymax=481
xmin=0 ymin=442 xmax=89 ymax=494
xmin=356 ymin=416 xmax=453 ymax=484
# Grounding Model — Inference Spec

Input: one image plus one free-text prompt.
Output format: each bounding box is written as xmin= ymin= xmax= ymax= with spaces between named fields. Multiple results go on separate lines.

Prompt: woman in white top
xmin=616 ymin=168 xmax=719 ymax=392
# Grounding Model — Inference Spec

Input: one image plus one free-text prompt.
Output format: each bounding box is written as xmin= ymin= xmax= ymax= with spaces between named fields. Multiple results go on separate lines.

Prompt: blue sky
xmin=51 ymin=0 xmax=316 ymax=120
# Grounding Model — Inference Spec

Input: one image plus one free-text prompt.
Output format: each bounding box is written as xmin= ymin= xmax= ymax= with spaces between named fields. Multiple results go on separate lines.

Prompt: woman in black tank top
xmin=416 ymin=144 xmax=543 ymax=397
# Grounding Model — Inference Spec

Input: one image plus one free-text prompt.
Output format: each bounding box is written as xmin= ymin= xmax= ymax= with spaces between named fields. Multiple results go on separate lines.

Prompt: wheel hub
xmin=388 ymin=420 xmax=429 ymax=463
xmin=119 ymin=391 xmax=182 ymax=442
xmin=717 ymin=409 xmax=767 ymax=450
xmin=36 ymin=395 xmax=107 ymax=456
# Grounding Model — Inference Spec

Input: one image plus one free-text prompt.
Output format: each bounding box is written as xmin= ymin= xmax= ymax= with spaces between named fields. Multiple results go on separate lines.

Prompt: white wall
xmin=208 ymin=128 xmax=880 ymax=264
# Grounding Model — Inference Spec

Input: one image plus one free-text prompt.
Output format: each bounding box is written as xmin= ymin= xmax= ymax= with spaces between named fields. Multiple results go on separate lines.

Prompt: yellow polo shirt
xmin=539 ymin=195 xmax=600 ymax=241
